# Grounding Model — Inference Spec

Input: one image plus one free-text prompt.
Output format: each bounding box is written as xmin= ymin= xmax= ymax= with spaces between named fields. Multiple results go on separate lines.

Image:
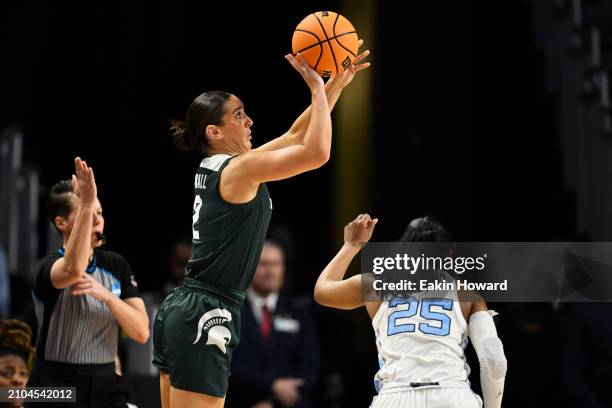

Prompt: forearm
xmin=105 ymin=297 xmax=149 ymax=344
xmin=302 ymin=86 xmax=332 ymax=160
xmin=288 ymin=80 xmax=343 ymax=141
xmin=314 ymin=244 xmax=361 ymax=308
xmin=63 ymin=204 xmax=94 ymax=274
xmin=317 ymin=244 xmax=360 ymax=284
xmin=469 ymin=311 xmax=507 ymax=408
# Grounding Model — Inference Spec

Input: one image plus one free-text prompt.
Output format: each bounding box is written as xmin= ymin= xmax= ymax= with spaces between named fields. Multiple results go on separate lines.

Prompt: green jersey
xmin=187 ymin=154 xmax=272 ymax=292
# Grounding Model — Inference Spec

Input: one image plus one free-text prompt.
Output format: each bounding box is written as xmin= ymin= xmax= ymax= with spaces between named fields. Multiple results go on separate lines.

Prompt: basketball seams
xmin=294 ymin=28 xmax=322 ymax=43
xmin=294 ymin=28 xmax=323 ymax=69
xmin=332 ymin=15 xmax=357 ymax=59
xmin=294 ymin=31 xmax=357 ymax=55
xmin=313 ymin=12 xmax=339 ymax=74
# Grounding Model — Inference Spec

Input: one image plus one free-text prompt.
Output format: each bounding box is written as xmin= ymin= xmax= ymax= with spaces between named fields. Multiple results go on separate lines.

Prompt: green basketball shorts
xmin=152 ymin=279 xmax=244 ymax=397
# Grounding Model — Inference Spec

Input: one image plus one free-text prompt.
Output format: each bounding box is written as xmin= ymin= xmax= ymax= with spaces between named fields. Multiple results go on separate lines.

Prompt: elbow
xmin=133 ymin=328 xmax=150 ymax=344
xmin=64 ymin=265 xmax=83 ymax=279
xmin=318 ymin=149 xmax=331 ymax=166
xmin=495 ymin=355 xmax=508 ymax=379
xmin=313 ymin=285 xmax=326 ymax=306
xmin=309 ymin=148 xmax=331 ymax=169
xmin=479 ymin=352 xmax=507 ymax=381
xmin=313 ymin=285 xmax=340 ymax=309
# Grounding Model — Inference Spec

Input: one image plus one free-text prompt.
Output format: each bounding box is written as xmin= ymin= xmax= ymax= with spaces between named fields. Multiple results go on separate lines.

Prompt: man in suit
xmin=228 ymin=240 xmax=321 ymax=408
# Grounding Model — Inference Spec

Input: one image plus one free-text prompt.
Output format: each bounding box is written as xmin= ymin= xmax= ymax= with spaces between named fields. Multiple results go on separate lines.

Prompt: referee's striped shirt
xmin=32 ymin=248 xmax=141 ymax=364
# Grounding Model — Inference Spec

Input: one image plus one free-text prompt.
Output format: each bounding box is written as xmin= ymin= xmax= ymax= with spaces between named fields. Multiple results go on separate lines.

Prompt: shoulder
xmin=34 ymin=252 xmax=63 ymax=275
xmin=201 ymin=154 xmax=233 ymax=172
xmin=33 ymin=251 xmax=63 ymax=296
xmin=457 ymin=290 xmax=487 ymax=320
xmin=95 ymin=249 xmax=131 ymax=273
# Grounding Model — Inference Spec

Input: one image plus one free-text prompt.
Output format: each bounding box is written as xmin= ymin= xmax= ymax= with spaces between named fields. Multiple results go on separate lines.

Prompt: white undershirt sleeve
xmin=468 ymin=310 xmax=507 ymax=408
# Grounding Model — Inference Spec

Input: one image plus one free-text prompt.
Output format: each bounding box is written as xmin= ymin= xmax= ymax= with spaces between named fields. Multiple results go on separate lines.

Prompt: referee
xmin=26 ymin=158 xmax=149 ymax=407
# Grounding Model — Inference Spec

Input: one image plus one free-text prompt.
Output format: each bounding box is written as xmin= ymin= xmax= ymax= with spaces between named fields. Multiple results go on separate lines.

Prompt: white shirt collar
xmin=247 ymin=288 xmax=279 ymax=324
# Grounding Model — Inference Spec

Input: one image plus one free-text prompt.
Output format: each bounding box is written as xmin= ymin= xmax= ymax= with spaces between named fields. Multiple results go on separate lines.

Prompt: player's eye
xmin=236 ymin=112 xmax=242 ymax=119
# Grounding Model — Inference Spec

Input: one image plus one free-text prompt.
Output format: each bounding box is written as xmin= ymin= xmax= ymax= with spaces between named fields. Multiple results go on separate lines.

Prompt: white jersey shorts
xmin=371 ymin=387 xmax=483 ymax=408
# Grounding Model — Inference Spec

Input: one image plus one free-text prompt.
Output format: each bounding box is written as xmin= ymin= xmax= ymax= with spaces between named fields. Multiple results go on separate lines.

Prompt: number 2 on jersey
xmin=387 ymin=297 xmax=452 ymax=336
xmin=192 ymin=195 xmax=203 ymax=239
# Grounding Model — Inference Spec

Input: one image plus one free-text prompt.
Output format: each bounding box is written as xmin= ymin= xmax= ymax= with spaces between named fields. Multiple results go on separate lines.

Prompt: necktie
xmin=261 ymin=305 xmax=272 ymax=340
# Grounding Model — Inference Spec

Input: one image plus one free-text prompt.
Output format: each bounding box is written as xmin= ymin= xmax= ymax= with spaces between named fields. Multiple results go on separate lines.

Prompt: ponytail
xmin=170 ymin=91 xmax=232 ymax=156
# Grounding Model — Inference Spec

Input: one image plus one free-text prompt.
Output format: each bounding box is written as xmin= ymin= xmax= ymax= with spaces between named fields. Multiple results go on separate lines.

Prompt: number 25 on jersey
xmin=387 ymin=297 xmax=452 ymax=337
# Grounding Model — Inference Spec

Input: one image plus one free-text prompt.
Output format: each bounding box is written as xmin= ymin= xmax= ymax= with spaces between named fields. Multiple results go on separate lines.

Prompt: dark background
xmin=3 ymin=0 xmax=604 ymax=407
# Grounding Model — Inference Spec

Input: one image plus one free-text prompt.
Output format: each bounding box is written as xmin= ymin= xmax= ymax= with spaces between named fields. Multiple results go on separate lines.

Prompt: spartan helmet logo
xmin=193 ymin=308 xmax=232 ymax=354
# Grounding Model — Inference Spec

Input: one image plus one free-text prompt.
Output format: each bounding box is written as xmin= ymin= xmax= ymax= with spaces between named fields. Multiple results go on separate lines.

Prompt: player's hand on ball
xmin=285 ymin=53 xmax=325 ymax=91
xmin=329 ymin=39 xmax=371 ymax=89
xmin=344 ymin=213 xmax=378 ymax=248
xmin=71 ymin=157 xmax=97 ymax=206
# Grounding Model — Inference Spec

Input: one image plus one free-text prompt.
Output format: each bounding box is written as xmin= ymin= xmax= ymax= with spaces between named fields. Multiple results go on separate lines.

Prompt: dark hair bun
xmin=170 ymin=120 xmax=196 ymax=151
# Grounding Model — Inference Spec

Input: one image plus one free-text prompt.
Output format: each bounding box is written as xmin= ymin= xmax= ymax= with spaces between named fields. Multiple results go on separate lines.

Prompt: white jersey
xmin=372 ymin=288 xmax=471 ymax=395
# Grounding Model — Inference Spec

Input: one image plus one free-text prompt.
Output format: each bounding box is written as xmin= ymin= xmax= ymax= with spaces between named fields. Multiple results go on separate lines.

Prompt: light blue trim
xmin=98 ymin=267 xmax=122 ymax=297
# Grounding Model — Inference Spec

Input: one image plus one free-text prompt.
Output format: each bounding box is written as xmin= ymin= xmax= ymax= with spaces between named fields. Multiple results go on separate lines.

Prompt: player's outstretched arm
xmin=50 ymin=157 xmax=97 ymax=289
xmin=256 ymin=41 xmax=370 ymax=153
xmin=227 ymin=54 xmax=331 ymax=187
xmin=468 ymin=303 xmax=507 ymax=408
xmin=314 ymin=214 xmax=378 ymax=310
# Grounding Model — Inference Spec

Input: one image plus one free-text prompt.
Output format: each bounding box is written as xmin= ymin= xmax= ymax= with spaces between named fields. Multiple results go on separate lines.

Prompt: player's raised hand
xmin=71 ymin=157 xmax=97 ymax=206
xmin=285 ymin=53 xmax=325 ymax=91
xmin=344 ymin=213 xmax=378 ymax=248
xmin=328 ymin=39 xmax=370 ymax=89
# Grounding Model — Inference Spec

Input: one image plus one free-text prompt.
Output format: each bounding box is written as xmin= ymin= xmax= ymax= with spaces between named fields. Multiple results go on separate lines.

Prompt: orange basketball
xmin=292 ymin=11 xmax=359 ymax=77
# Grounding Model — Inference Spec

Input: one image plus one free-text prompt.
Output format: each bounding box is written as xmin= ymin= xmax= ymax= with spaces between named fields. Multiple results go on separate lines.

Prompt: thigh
xmin=159 ymin=289 xmax=241 ymax=397
xmin=170 ymin=385 xmax=225 ymax=408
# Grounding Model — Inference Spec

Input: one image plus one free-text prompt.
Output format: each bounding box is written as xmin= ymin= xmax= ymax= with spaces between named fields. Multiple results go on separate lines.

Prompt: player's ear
xmin=206 ymin=124 xmax=222 ymax=141
xmin=55 ymin=216 xmax=68 ymax=232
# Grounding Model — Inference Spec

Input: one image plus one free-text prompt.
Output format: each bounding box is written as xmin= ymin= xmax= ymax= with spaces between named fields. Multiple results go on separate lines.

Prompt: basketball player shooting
xmin=314 ymin=214 xmax=507 ymax=408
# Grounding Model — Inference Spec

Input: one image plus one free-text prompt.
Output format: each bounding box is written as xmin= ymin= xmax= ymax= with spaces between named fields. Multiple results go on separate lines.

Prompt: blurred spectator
xmin=161 ymin=239 xmax=192 ymax=297
xmin=563 ymin=303 xmax=612 ymax=408
xmin=228 ymin=240 xmax=320 ymax=408
xmin=0 ymin=319 xmax=34 ymax=408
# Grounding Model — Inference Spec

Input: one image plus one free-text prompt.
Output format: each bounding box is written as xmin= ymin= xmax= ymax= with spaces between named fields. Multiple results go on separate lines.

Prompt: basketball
xmin=292 ymin=11 xmax=359 ymax=77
